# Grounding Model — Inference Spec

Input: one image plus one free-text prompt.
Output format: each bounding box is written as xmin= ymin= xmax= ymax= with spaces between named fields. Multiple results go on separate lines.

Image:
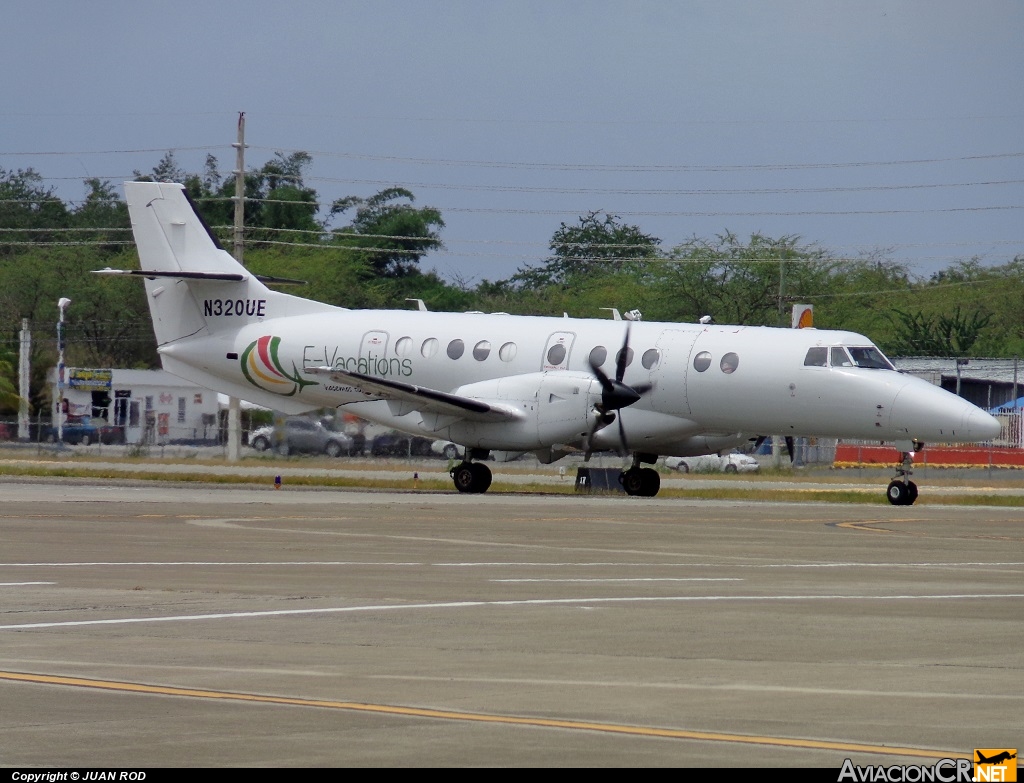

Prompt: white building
xmin=49 ymin=367 xmax=220 ymax=445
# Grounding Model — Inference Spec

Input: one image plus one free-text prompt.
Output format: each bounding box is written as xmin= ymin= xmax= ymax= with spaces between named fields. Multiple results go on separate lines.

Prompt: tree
xmin=888 ymin=306 xmax=992 ymax=357
xmin=0 ymin=345 xmax=22 ymax=413
xmin=0 ymin=167 xmax=70 ymax=255
xmin=513 ymin=211 xmax=661 ymax=287
xmin=651 ymin=232 xmax=833 ymax=325
xmin=330 ymin=187 xmax=444 ymax=277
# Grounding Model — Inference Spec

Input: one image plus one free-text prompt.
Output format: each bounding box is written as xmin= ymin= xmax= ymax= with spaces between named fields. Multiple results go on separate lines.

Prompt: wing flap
xmin=303 ymin=367 xmax=521 ymax=423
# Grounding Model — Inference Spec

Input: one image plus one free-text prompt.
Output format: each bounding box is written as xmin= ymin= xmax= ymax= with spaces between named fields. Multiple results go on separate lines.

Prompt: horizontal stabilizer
xmin=94 ymin=268 xmax=307 ymax=285
xmin=304 ymin=367 xmax=521 ymax=423
xmin=94 ymin=268 xmax=246 ymax=282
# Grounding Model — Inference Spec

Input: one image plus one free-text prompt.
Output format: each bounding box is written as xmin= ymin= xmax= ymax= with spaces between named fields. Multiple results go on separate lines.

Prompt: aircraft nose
xmin=967 ymin=409 xmax=1002 ymax=442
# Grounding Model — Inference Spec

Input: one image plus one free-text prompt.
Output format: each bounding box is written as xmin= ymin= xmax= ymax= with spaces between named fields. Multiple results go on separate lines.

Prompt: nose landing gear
xmin=886 ymin=443 xmax=921 ymax=506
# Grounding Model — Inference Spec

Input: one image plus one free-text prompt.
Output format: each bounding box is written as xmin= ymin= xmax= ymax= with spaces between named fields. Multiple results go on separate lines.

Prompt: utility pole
xmin=18 ymin=318 xmax=30 ymax=441
xmin=226 ymin=111 xmax=246 ymax=462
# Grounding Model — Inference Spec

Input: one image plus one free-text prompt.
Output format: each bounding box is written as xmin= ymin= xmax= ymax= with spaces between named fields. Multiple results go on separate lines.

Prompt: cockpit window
xmin=848 ymin=346 xmax=895 ymax=370
xmin=803 ymin=347 xmax=827 ymax=367
xmin=830 ymin=347 xmax=854 ymax=367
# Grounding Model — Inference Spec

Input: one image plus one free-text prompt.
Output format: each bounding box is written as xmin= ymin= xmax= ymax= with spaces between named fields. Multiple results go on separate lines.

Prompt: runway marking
xmin=0 ymin=669 xmax=960 ymax=760
xmin=1 ymin=593 xmax=1022 ymax=630
xmin=491 ymin=578 xmax=743 ymax=583
xmin=371 ymin=675 xmax=1024 ymax=701
xmin=0 ymin=582 xmax=55 ymax=586
xmin=1 ymin=560 xmax=1020 ymax=568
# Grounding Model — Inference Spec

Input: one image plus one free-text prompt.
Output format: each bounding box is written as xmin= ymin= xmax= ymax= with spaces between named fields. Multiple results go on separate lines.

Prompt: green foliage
xmin=330 ymin=187 xmax=444 ymax=278
xmin=512 ymin=211 xmax=660 ymax=287
xmin=650 ymin=232 xmax=833 ymax=326
xmin=888 ymin=306 xmax=993 ymax=356
xmin=0 ymin=345 xmax=22 ymax=413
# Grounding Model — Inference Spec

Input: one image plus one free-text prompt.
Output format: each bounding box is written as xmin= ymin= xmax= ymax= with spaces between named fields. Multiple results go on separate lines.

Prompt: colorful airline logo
xmin=241 ymin=335 xmax=318 ymax=396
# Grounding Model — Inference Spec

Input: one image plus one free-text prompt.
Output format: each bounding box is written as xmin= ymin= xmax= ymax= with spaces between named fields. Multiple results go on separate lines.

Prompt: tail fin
xmin=121 ymin=181 xmax=325 ymax=347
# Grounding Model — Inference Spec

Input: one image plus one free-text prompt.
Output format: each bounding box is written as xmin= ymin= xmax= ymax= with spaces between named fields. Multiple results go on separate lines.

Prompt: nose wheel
xmin=886 ymin=447 xmax=919 ymax=506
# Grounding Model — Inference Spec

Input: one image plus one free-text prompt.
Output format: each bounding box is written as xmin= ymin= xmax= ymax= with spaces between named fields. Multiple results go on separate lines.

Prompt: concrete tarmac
xmin=0 ymin=481 xmax=1020 ymax=767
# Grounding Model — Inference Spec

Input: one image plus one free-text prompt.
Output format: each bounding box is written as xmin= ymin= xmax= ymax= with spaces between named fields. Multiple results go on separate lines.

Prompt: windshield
xmin=848 ymin=346 xmax=895 ymax=370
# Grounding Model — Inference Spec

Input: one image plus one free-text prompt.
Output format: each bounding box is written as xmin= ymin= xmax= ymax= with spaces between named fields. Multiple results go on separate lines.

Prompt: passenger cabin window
xmin=831 ymin=347 xmax=854 ymax=367
xmin=693 ymin=351 xmax=712 ymax=372
xmin=720 ymin=352 xmax=739 ymax=374
xmin=803 ymin=347 xmax=827 ymax=367
xmin=499 ymin=342 xmax=517 ymax=362
xmin=447 ymin=339 xmax=465 ymax=360
xmin=641 ymin=348 xmax=660 ymax=370
xmin=547 ymin=343 xmax=566 ymax=366
xmin=849 ymin=346 xmax=895 ymax=370
xmin=615 ymin=347 xmax=634 ymax=368
xmin=589 ymin=346 xmax=608 ymax=367
xmin=421 ymin=338 xmax=438 ymax=358
xmin=395 ymin=336 xmax=413 ymax=357
xmin=473 ymin=340 xmax=491 ymax=361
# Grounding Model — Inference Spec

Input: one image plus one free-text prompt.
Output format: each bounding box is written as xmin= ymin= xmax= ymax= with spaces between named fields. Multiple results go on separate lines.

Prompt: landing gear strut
xmin=451 ymin=449 xmax=492 ymax=494
xmin=886 ymin=443 xmax=921 ymax=506
xmin=620 ymin=453 xmax=661 ymax=497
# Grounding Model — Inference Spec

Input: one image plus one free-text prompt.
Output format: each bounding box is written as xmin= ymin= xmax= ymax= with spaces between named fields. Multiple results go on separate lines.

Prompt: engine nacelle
xmin=444 ymin=371 xmax=600 ymax=450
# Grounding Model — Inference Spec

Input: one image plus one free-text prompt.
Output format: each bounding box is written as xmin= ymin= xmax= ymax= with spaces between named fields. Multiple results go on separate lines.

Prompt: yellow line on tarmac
xmin=0 ymin=670 xmax=958 ymax=760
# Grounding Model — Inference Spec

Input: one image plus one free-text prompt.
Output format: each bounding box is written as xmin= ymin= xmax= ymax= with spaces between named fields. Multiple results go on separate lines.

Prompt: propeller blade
xmin=617 ymin=413 xmax=629 ymax=456
xmin=615 ymin=323 xmax=632 ymax=383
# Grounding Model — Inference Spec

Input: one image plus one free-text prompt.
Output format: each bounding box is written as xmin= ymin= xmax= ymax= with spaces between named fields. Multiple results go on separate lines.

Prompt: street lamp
xmin=56 ymin=297 xmax=71 ymax=443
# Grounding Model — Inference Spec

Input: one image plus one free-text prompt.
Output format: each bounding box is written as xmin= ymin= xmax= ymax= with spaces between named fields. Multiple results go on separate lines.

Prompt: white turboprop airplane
xmin=103 ymin=181 xmax=1002 ymax=504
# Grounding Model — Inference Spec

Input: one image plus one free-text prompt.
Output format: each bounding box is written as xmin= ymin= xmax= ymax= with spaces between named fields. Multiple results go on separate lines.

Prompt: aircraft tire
xmin=886 ymin=480 xmax=912 ymax=506
xmin=452 ymin=463 xmax=478 ymax=493
xmin=642 ymin=467 xmax=660 ymax=496
xmin=471 ymin=462 xmax=492 ymax=493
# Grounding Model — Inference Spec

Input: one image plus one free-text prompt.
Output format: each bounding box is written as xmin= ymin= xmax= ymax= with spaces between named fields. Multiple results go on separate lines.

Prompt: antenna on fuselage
xmin=406 ymin=298 xmax=428 ymax=312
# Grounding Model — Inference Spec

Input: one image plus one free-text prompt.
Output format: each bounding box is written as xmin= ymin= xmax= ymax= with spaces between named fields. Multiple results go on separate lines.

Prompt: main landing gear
xmin=451 ymin=449 xmax=492 ymax=494
xmin=886 ymin=444 xmax=921 ymax=506
xmin=619 ymin=453 xmax=661 ymax=497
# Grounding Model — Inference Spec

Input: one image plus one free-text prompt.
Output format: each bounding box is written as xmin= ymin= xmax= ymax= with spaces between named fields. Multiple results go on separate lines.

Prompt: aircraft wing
xmin=303 ymin=367 xmax=522 ymax=423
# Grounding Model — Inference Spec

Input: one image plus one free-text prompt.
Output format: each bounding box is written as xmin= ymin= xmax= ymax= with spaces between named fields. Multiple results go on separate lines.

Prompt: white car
xmin=665 ymin=452 xmax=759 ymax=474
xmin=430 ymin=440 xmax=463 ymax=460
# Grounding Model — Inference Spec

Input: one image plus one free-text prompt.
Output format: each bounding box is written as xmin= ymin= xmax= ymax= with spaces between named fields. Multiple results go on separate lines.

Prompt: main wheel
xmin=471 ymin=462 xmax=492 ymax=493
xmin=452 ymin=463 xmax=476 ymax=493
xmin=886 ymin=480 xmax=911 ymax=506
xmin=451 ymin=462 xmax=492 ymax=493
xmin=639 ymin=467 xmax=660 ymax=497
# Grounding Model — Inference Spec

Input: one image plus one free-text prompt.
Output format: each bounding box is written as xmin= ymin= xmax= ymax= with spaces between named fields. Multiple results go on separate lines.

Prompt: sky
xmin=3 ymin=1 xmax=1022 ymax=285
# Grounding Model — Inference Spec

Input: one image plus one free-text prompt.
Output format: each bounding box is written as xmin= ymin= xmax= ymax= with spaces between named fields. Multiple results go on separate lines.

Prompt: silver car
xmin=250 ymin=418 xmax=354 ymax=457
xmin=665 ymin=452 xmax=759 ymax=474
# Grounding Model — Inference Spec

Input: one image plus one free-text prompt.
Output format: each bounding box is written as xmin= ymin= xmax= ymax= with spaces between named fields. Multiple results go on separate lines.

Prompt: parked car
xmin=250 ymin=417 xmax=354 ymax=457
xmin=369 ymin=431 xmax=434 ymax=457
xmin=665 ymin=452 xmax=760 ymax=474
xmin=42 ymin=417 xmax=101 ymax=446
xmin=430 ymin=440 xmax=463 ymax=460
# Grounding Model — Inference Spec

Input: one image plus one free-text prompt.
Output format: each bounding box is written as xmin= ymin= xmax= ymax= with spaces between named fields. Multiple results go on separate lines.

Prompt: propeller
xmin=585 ymin=324 xmax=654 ymax=456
